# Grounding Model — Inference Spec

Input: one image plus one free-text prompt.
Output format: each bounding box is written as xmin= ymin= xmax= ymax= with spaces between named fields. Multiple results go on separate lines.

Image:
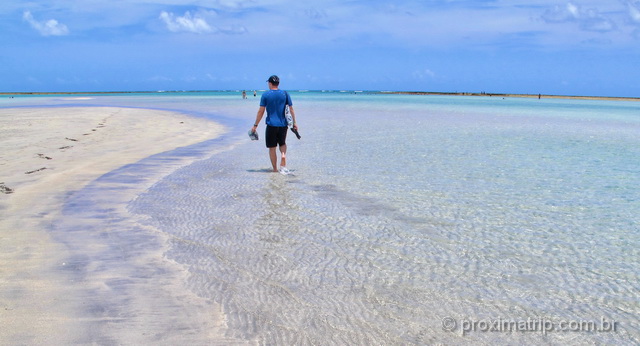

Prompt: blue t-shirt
xmin=260 ymin=90 xmax=292 ymax=127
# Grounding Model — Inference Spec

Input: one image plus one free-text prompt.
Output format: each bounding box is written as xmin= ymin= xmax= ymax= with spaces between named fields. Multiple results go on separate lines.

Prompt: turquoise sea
xmin=3 ymin=92 xmax=639 ymax=344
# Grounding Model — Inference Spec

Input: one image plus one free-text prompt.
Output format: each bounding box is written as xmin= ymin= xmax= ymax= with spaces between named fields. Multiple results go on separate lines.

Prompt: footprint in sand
xmin=0 ymin=183 xmax=14 ymax=194
xmin=25 ymin=167 xmax=47 ymax=175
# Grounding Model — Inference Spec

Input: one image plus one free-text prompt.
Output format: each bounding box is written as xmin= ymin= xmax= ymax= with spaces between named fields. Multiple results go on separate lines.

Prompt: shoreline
xmin=2 ymin=90 xmax=639 ymax=102
xmin=0 ymin=106 xmax=228 ymax=343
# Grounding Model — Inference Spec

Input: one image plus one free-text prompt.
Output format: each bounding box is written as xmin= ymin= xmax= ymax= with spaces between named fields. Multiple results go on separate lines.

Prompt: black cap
xmin=267 ymin=75 xmax=280 ymax=84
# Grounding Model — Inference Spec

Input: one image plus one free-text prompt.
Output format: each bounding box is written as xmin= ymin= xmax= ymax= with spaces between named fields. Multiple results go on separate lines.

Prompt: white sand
xmin=0 ymin=107 xmax=238 ymax=344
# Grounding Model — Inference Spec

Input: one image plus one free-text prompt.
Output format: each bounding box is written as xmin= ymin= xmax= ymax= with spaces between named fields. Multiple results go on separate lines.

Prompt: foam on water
xmin=43 ymin=93 xmax=640 ymax=344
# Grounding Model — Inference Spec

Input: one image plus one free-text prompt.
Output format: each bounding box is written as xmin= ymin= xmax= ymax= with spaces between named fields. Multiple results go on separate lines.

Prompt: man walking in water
xmin=251 ymin=75 xmax=298 ymax=174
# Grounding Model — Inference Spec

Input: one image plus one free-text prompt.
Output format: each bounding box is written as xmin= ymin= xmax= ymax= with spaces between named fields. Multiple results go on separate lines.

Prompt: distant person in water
xmin=251 ymin=75 xmax=298 ymax=174
xmin=242 ymin=90 xmax=247 ymax=99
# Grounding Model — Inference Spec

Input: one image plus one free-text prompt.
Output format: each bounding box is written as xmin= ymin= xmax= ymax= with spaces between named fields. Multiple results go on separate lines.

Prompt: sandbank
xmin=0 ymin=107 xmax=230 ymax=344
xmin=380 ymin=91 xmax=640 ymax=102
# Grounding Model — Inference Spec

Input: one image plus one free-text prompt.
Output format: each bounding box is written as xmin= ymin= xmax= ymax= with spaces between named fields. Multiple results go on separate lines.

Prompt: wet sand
xmin=0 ymin=107 xmax=237 ymax=344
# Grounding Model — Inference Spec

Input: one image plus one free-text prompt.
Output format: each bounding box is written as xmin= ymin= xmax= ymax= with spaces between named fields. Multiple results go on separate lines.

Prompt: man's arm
xmin=252 ymin=106 xmax=266 ymax=132
xmin=289 ymin=105 xmax=298 ymax=131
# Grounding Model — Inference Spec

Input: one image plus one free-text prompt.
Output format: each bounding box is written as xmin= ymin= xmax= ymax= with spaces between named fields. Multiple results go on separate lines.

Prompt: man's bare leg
xmin=269 ymin=147 xmax=278 ymax=172
xmin=279 ymin=144 xmax=287 ymax=168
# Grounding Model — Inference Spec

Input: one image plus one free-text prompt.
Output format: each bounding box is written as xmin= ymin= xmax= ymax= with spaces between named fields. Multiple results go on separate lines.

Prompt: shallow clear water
xmin=9 ymin=92 xmax=639 ymax=344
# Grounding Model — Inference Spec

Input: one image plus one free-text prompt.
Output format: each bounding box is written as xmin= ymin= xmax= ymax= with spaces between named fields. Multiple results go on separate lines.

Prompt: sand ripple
xmin=129 ymin=141 xmax=639 ymax=344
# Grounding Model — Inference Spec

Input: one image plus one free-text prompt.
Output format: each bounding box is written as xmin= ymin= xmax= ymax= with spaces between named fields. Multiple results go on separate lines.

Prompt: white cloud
xmin=211 ymin=0 xmax=248 ymax=10
xmin=628 ymin=1 xmax=640 ymax=24
xmin=540 ymin=2 xmax=616 ymax=32
xmin=159 ymin=11 xmax=213 ymax=34
xmin=580 ymin=9 xmax=617 ymax=32
xmin=23 ymin=11 xmax=69 ymax=36
xmin=413 ymin=69 xmax=436 ymax=80
xmin=566 ymin=3 xmax=580 ymax=19
xmin=541 ymin=3 xmax=580 ymax=23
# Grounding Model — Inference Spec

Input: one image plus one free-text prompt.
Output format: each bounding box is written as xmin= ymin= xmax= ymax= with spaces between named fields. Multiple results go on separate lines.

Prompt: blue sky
xmin=2 ymin=0 xmax=640 ymax=96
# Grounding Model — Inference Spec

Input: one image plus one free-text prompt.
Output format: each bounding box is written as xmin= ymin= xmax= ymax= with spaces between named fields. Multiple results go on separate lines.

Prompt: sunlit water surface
xmin=9 ymin=92 xmax=638 ymax=344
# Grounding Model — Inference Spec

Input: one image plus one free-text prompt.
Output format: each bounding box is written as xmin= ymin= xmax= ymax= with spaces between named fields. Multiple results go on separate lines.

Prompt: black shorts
xmin=265 ymin=125 xmax=288 ymax=148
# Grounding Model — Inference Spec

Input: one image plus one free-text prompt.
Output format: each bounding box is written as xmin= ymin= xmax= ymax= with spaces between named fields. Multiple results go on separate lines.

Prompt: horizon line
xmin=1 ymin=90 xmax=639 ymax=102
